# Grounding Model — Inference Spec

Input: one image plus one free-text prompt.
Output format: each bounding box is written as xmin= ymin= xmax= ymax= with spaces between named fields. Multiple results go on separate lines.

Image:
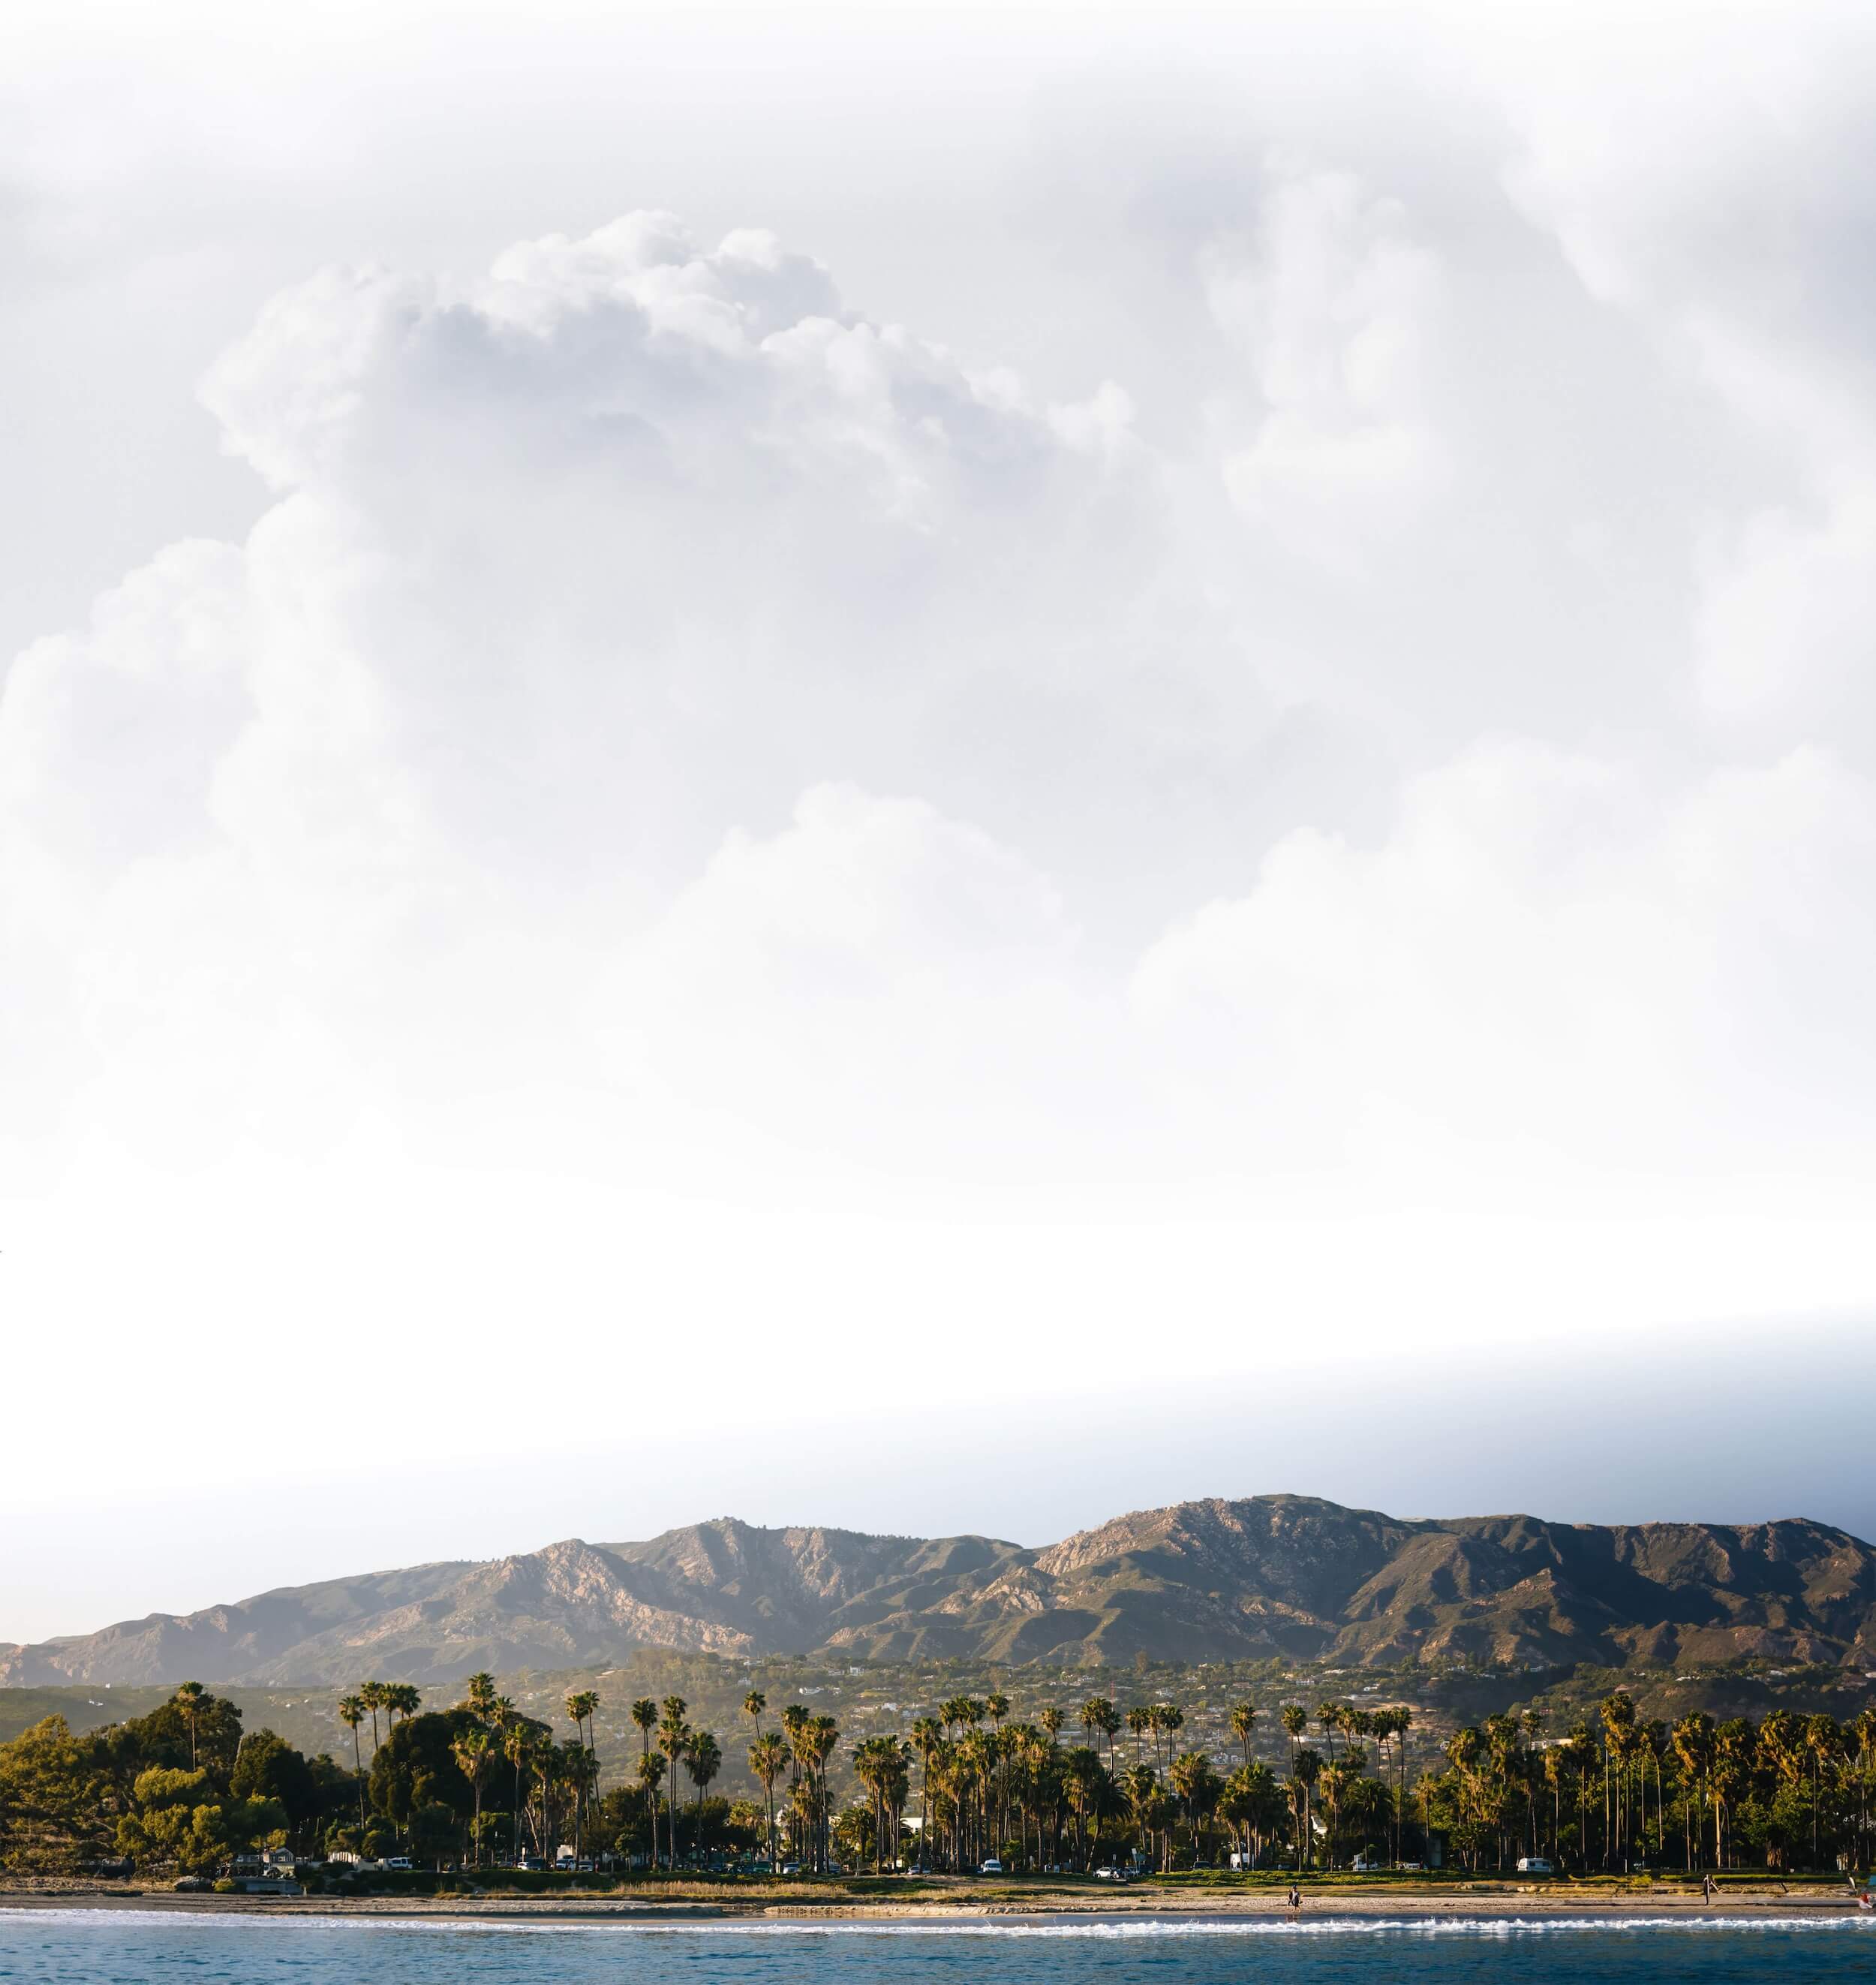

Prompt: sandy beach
xmin=2 ymin=1878 xmax=1867 ymax=1923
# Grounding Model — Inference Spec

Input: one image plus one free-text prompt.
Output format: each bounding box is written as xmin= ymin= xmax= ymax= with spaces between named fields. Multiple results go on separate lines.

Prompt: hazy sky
xmin=5 ymin=0 xmax=1876 ymax=1644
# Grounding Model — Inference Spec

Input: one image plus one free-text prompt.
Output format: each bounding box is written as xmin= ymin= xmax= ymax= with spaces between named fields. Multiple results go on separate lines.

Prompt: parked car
xmin=1516 ymin=1857 xmax=1555 ymax=1875
xmin=1093 ymin=1866 xmax=1129 ymax=1883
xmin=174 ymin=1876 xmax=211 ymax=1892
xmin=979 ymin=1858 xmax=1003 ymax=1875
xmin=383 ymin=1857 xmax=414 ymax=1872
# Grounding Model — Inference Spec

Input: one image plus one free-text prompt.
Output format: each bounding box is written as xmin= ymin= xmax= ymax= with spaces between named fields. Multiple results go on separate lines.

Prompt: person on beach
xmin=1702 ymin=1875 xmax=1717 ymax=1904
xmin=1287 ymin=1885 xmax=1301 ymax=1913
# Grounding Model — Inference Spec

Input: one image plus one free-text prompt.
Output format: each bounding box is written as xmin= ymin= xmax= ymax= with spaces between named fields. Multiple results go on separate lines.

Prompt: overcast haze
xmin=5 ymin=0 xmax=1876 ymax=1646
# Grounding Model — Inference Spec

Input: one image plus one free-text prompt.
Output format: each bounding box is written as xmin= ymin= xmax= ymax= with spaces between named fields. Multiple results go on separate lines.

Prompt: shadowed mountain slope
xmin=5 ymin=1496 xmax=1872 ymax=1685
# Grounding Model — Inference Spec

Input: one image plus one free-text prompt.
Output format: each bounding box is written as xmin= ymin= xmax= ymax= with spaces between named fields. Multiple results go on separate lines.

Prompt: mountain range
xmin=5 ymin=1495 xmax=1874 ymax=1687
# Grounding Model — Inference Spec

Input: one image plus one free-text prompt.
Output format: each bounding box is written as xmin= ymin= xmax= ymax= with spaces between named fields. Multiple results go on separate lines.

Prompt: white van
xmin=1516 ymin=1857 xmax=1555 ymax=1875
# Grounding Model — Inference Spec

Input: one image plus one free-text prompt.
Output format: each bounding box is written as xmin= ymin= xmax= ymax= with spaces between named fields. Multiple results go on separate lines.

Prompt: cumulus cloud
xmin=7 ymin=46 xmax=1876 ymax=1358
xmin=1205 ymin=166 xmax=1448 ymax=567
xmin=1132 ymin=741 xmax=1876 ymax=1177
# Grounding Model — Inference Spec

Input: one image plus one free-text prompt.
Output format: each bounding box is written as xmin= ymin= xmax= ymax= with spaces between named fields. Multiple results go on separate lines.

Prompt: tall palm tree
xmin=985 ymin=1692 xmax=1012 ymax=1843
xmin=562 ymin=1693 xmax=600 ymax=1859
xmin=1230 ymin=1701 xmax=1258 ymax=1772
xmin=1315 ymin=1701 xmax=1341 ymax=1765
xmin=684 ymin=1728 xmax=722 ymax=1846
xmin=502 ymin=1718 xmax=532 ymax=1860
xmin=804 ymin=1716 xmax=840 ymax=1872
xmin=1673 ymin=1713 xmax=1714 ymax=1871
xmin=852 ymin=1735 xmax=896 ymax=1872
xmin=1280 ymin=1704 xmax=1307 ymax=1771
xmin=461 ymin=1672 xmax=498 ymax=1722
xmin=1127 ymin=1705 xmax=1150 ymax=1763
xmin=1168 ymin=1751 xmax=1218 ymax=1867
xmin=909 ymin=1718 xmax=943 ymax=1872
xmin=531 ymin=1732 xmax=563 ymax=1863
xmin=1227 ymin=1758 xmax=1281 ymax=1869
xmin=359 ymin=1681 xmax=388 ymax=1758
xmin=750 ymin=1731 xmax=789 ymax=1867
xmin=452 ymin=1725 xmax=492 ymax=1866
xmin=628 ymin=1699 xmax=657 ymax=1863
xmin=1803 ymin=1715 xmax=1840 ymax=1870
xmin=1293 ymin=1746 xmax=1323 ymax=1869
xmin=173 ymin=1682 xmax=206 ymax=1770
xmin=659 ymin=1697 xmax=690 ymax=1867
xmin=338 ymin=1695 xmax=368 ymax=1830
xmin=1121 ymin=1761 xmax=1158 ymax=1869
xmin=1062 ymin=1746 xmax=1104 ymax=1870
xmin=636 ymin=1750 xmax=664 ymax=1869
xmin=1712 ymin=1719 xmax=1755 ymax=1870
xmin=1391 ymin=1706 xmax=1414 ymax=1860
xmin=744 ymin=1690 xmax=767 ymax=1740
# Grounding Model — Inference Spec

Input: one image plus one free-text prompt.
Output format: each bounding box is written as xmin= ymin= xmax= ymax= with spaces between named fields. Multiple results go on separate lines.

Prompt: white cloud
xmin=1205 ymin=167 xmax=1448 ymax=568
xmin=1132 ymin=739 xmax=1876 ymax=1178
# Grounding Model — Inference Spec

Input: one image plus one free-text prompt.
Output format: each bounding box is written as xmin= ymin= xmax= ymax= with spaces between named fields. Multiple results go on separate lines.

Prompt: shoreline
xmin=2 ymin=1886 xmax=1868 ymax=1924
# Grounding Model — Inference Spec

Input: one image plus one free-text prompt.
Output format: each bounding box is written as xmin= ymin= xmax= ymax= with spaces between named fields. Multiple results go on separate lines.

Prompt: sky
xmin=5 ymin=0 xmax=1876 ymax=1646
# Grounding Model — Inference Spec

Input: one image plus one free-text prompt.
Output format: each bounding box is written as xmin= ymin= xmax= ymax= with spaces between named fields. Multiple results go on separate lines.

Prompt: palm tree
xmin=1225 ymin=1758 xmax=1281 ymax=1869
xmin=173 ymin=1682 xmax=206 ymax=1770
xmin=804 ymin=1716 xmax=840 ymax=1872
xmin=1156 ymin=1703 xmax=1184 ymax=1770
xmin=909 ymin=1718 xmax=943 ymax=1872
xmin=1121 ymin=1761 xmax=1158 ymax=1869
xmin=1318 ymin=1754 xmax=1363 ymax=1869
xmin=659 ymin=1697 xmax=690 ymax=1866
xmin=1390 ymin=1707 xmax=1414 ymax=1861
xmin=338 ymin=1695 xmax=368 ymax=1829
xmin=1230 ymin=1701 xmax=1258 ymax=1772
xmin=628 ymin=1699 xmax=658 ymax=1865
xmin=502 ymin=1718 xmax=532 ymax=1860
xmin=1280 ymin=1704 xmax=1307 ymax=1771
xmin=452 ymin=1725 xmax=492 ymax=1866
xmin=1315 ymin=1701 xmax=1341 ymax=1765
xmin=462 ymin=1672 xmax=499 ymax=1722
xmin=530 ymin=1732 xmax=563 ymax=1863
xmin=985 ymin=1692 xmax=1012 ymax=1844
xmin=744 ymin=1690 xmax=766 ymax=1739
xmin=684 ymin=1728 xmax=722 ymax=1847
xmin=636 ymin=1750 xmax=665 ymax=1867
xmin=852 ymin=1735 xmax=910 ymax=1873
xmin=750 ymin=1731 xmax=789 ymax=1867
xmin=359 ymin=1680 xmax=389 ymax=1757
xmin=1293 ymin=1746 xmax=1323 ymax=1869
xmin=1062 ymin=1746 xmax=1105 ymax=1869
xmin=1168 ymin=1751 xmax=1219 ymax=1867
xmin=563 ymin=1692 xmax=600 ymax=1859
xmin=1127 ymin=1705 xmax=1150 ymax=1764
xmin=1673 ymin=1713 xmax=1714 ymax=1871
xmin=1804 ymin=1715 xmax=1840 ymax=1870
xmin=1712 ymin=1718 xmax=1755 ymax=1870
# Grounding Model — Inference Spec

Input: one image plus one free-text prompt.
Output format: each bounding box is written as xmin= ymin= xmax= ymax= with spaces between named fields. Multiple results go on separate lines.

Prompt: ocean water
xmin=1 ymin=1912 xmax=1872 ymax=1985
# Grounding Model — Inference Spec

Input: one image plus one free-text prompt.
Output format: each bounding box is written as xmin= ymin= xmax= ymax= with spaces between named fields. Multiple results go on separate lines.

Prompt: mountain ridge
xmin=5 ymin=1494 xmax=1873 ymax=1686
